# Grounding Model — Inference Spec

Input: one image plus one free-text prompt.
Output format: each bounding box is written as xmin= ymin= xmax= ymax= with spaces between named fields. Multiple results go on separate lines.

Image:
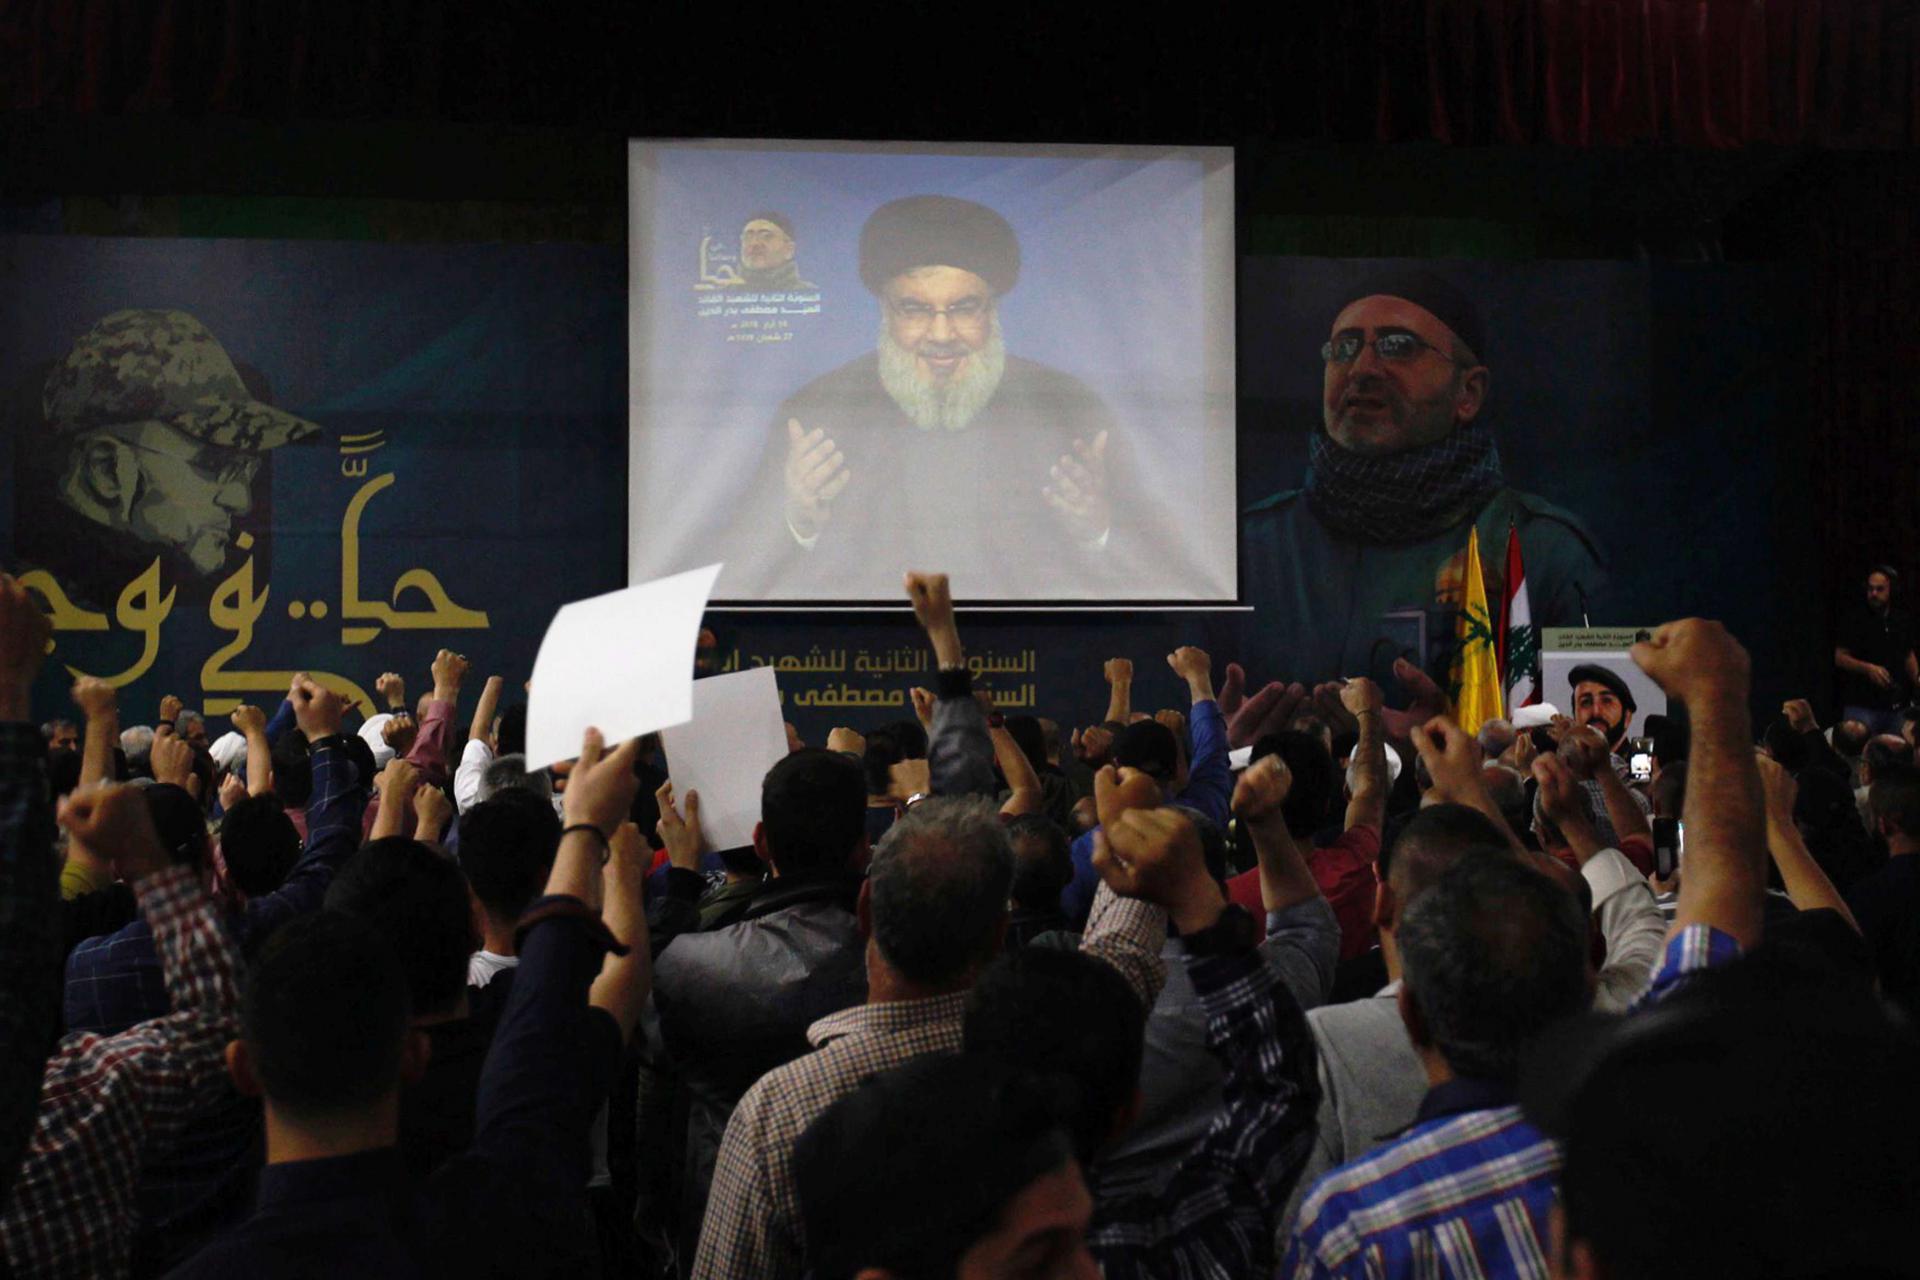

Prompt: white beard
xmin=877 ymin=314 xmax=1007 ymax=432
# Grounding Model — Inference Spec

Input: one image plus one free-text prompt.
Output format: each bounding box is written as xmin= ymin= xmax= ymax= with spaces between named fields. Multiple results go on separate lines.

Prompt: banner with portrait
xmin=0 ymin=235 xmax=627 ymax=721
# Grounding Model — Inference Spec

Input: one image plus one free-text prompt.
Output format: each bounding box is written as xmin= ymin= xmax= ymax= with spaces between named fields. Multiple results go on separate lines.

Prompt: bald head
xmin=1865 ymin=735 xmax=1915 ymax=783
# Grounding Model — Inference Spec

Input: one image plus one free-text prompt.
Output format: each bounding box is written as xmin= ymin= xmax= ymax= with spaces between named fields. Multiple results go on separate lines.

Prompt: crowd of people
xmin=2 ymin=564 xmax=1918 ymax=1279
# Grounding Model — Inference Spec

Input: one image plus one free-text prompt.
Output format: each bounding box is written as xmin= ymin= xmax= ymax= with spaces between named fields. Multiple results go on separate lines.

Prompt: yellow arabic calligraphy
xmin=789 ymin=684 xmax=910 ymax=709
xmin=198 ymin=552 xmax=372 ymax=716
xmin=54 ymin=559 xmax=175 ymax=686
xmin=19 ymin=570 xmax=109 ymax=635
xmin=339 ymin=473 xmax=490 ymax=645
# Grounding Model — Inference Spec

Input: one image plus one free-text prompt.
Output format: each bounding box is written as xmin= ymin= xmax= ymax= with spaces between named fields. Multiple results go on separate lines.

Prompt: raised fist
xmin=1339 ymin=677 xmax=1384 ymax=718
xmin=71 ymin=677 xmax=117 ymax=720
xmin=904 ymin=572 xmax=955 ymax=636
xmin=1231 ymin=755 xmax=1293 ymax=825
xmin=1630 ymin=619 xmax=1750 ymax=704
xmin=431 ymin=650 xmax=470 ymax=696
xmin=1166 ymin=647 xmax=1210 ymax=684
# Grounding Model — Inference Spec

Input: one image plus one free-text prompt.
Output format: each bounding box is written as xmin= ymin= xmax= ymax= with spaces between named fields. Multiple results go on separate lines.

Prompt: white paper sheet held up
xmin=524 ymin=563 xmax=723 ymax=770
xmin=658 ymin=666 xmax=788 ymax=853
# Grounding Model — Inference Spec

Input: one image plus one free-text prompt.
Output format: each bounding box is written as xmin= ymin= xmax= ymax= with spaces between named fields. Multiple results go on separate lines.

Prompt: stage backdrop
xmin=2 ymin=235 xmax=1813 ymax=745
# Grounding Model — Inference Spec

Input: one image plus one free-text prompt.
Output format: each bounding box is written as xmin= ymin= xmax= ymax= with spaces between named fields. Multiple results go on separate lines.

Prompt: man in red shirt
xmin=1227 ymin=678 xmax=1388 ymax=962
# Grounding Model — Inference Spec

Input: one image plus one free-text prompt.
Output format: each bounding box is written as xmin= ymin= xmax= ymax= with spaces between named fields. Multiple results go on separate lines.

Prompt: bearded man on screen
xmin=749 ymin=195 xmax=1150 ymax=596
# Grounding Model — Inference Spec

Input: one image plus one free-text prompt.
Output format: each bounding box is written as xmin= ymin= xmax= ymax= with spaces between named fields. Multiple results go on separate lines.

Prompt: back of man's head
xmin=1004 ymin=813 xmax=1072 ymax=915
xmin=963 ymin=947 xmax=1145 ymax=1165
xmin=1380 ymin=802 xmax=1511 ymax=903
xmin=795 ymin=1052 xmax=1082 ymax=1280
xmin=458 ymin=791 xmax=561 ymax=926
xmin=119 ymin=724 xmax=155 ymax=775
xmin=1866 ymin=734 xmax=1915 ymax=780
xmin=1479 ymin=764 xmax=1531 ymax=840
xmin=1870 ymin=763 xmax=1920 ymax=841
xmin=1003 ymin=715 xmax=1048 ymax=775
xmin=761 ymin=748 xmax=866 ymax=875
xmin=241 ymin=911 xmax=411 ymax=1124
xmin=1036 ymin=716 xmax=1062 ymax=764
xmin=860 ymin=722 xmax=926 ymax=798
xmin=146 ymin=782 xmax=211 ymax=872
xmin=870 ymin=797 xmax=1013 ymax=988
xmin=326 ymin=837 xmax=476 ymax=1019
xmin=1834 ymin=718 xmax=1872 ymax=759
xmin=218 ymin=794 xmax=301 ymax=899
xmin=1762 ymin=717 xmax=1811 ymax=772
xmin=1110 ymin=720 xmax=1178 ymax=786
xmin=476 ymin=753 xmax=552 ymax=804
xmin=269 ymin=730 xmax=313 ymax=809
xmin=1476 ymin=718 xmax=1517 ymax=759
xmin=1398 ymin=854 xmax=1588 ymax=1080
xmin=1254 ymin=730 xmax=1339 ymax=839
xmin=494 ymin=703 xmax=527 ymax=757
xmin=1539 ymin=947 xmax=1920 ymax=1280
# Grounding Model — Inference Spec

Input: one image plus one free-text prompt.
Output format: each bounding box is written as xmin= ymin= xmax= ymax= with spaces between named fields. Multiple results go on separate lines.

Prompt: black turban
xmin=744 ymin=210 xmax=794 ymax=238
xmin=1339 ymin=269 xmax=1488 ymax=363
xmin=858 ymin=195 xmax=1021 ymax=297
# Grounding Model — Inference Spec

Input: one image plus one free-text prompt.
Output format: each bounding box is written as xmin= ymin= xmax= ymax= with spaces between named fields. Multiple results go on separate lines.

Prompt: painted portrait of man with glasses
xmin=17 ymin=308 xmax=318 ymax=602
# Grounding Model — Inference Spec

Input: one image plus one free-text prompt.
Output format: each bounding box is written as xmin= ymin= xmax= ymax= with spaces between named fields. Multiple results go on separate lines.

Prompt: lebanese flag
xmin=1498 ymin=523 xmax=1539 ymax=712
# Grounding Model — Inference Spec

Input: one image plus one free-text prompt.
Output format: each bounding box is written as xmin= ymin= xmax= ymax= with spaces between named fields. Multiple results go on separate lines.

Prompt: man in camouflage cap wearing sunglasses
xmin=41 ymin=309 xmax=320 ymax=580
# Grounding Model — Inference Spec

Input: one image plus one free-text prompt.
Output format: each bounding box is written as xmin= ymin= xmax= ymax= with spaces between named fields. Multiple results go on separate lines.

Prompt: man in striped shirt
xmin=1285 ymin=618 xmax=1767 ymax=1279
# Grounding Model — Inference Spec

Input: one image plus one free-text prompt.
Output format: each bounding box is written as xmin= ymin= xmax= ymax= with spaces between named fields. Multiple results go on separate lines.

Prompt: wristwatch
xmin=1180 ymin=904 xmax=1257 ymax=957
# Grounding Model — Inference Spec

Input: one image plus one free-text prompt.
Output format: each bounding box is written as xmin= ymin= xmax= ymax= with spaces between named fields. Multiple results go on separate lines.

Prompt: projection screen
xmin=628 ymin=139 xmax=1236 ymax=603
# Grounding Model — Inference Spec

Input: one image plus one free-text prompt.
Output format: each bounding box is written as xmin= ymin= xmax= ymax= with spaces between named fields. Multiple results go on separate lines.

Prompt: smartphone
xmin=1652 ymin=816 xmax=1683 ymax=879
xmin=1628 ymin=736 xmax=1654 ymax=782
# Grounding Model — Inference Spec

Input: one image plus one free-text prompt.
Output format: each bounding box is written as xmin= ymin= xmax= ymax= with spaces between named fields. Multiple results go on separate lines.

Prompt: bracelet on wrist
xmin=561 ymin=823 xmax=612 ymax=864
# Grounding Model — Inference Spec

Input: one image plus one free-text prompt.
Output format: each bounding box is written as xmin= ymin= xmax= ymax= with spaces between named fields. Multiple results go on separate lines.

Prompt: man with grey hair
xmin=173 ymin=710 xmax=209 ymax=752
xmin=693 ymin=792 xmax=1167 ymax=1280
xmin=475 ymin=753 xmax=553 ymax=807
xmin=751 ymin=195 xmax=1142 ymax=594
xmin=119 ymin=725 xmax=155 ymax=778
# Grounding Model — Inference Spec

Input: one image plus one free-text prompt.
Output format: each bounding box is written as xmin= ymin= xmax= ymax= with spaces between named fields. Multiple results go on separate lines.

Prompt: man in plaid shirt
xmin=692 ymin=794 xmax=1166 ymax=1279
xmin=0 ymin=777 xmax=243 ymax=1280
xmin=0 ymin=575 xmax=62 ymax=1212
xmin=791 ymin=794 xmax=1322 ymax=1277
xmin=1284 ymin=619 xmax=1768 ymax=1279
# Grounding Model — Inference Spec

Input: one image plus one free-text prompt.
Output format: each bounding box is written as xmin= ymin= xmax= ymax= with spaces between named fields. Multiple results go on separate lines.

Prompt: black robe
xmin=732 ymin=351 xmax=1151 ymax=600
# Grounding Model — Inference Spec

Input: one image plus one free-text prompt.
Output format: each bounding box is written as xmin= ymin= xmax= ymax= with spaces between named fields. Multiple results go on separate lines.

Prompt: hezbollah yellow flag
xmin=1451 ymin=526 xmax=1503 ymax=735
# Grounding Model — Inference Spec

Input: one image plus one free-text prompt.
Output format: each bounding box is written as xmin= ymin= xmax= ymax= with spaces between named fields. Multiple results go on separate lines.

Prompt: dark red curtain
xmin=1 ymin=1 xmax=1913 ymax=147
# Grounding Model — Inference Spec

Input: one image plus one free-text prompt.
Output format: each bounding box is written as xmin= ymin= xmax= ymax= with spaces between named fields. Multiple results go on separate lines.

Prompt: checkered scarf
xmin=1305 ymin=421 xmax=1505 ymax=545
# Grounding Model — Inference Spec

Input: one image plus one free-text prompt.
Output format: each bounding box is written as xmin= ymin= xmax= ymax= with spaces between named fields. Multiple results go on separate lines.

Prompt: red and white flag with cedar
xmin=1498 ymin=523 xmax=1538 ymax=712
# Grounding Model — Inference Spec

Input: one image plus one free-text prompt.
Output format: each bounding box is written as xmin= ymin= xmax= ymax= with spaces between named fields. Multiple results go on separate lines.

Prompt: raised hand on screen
xmin=784 ymin=418 xmax=850 ymax=541
xmin=1042 ymin=429 xmax=1110 ymax=544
